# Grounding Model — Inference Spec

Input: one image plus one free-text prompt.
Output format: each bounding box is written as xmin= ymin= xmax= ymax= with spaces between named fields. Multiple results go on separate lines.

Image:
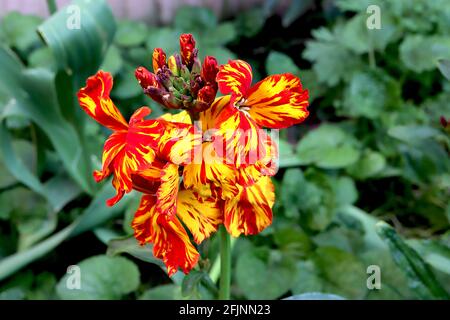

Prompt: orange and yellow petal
xmin=132 ymin=195 xmax=199 ymax=276
xmin=214 ymin=105 xmax=266 ymax=168
xmin=198 ymin=95 xmax=230 ymax=132
xmin=176 ymin=188 xmax=222 ymax=244
xmin=131 ymin=163 xmax=163 ymax=195
xmin=156 ymin=163 xmax=180 ymax=216
xmin=159 ymin=110 xmax=192 ymax=125
xmin=158 ymin=122 xmax=202 ymax=165
xmin=78 ymin=71 xmax=129 ymax=131
xmin=217 ymin=60 xmax=252 ymax=105
xmin=246 ymin=73 xmax=309 ymax=129
xmin=224 ymin=176 xmax=275 ymax=237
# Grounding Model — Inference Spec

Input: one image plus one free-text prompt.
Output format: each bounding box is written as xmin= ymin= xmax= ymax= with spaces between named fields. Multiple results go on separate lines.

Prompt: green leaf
xmin=37 ymin=0 xmax=117 ymax=84
xmin=282 ymin=0 xmax=314 ymax=27
xmin=235 ymin=248 xmax=296 ymax=299
xmin=340 ymin=13 xmax=399 ymax=54
xmin=346 ymin=150 xmax=386 ymax=179
xmin=0 ymin=50 xmax=93 ymax=193
xmin=0 ymin=184 xmax=128 ymax=281
xmin=111 ymin=64 xmax=143 ymax=99
xmin=265 ymin=51 xmax=299 ymax=75
xmin=340 ymin=70 xmax=401 ymax=119
xmin=140 ymin=284 xmax=182 ymax=300
xmin=313 ymin=247 xmax=367 ymax=299
xmin=28 ymin=47 xmax=56 ymax=70
xmin=332 ymin=176 xmax=358 ymax=206
xmin=407 ymin=238 xmax=450 ymax=276
xmin=234 ymin=8 xmax=265 ymax=38
xmin=174 ymin=6 xmax=217 ymax=33
xmin=388 ymin=125 xmax=441 ymax=144
xmin=146 ymin=28 xmax=180 ymax=56
xmin=1 ymin=12 xmax=43 ymax=55
xmin=203 ymin=22 xmax=237 ymax=46
xmin=115 ymin=20 xmax=147 ymax=47
xmin=106 ymin=236 xmax=164 ymax=268
xmin=400 ymin=35 xmax=450 ymax=73
xmin=56 ymin=255 xmax=140 ymax=300
xmin=437 ymin=59 xmax=450 ymax=80
xmin=376 ymin=221 xmax=449 ymax=299
xmin=100 ymin=45 xmax=123 ymax=76
xmin=284 ymin=293 xmax=345 ymax=300
xmin=296 ymin=124 xmax=361 ymax=169
xmin=291 ymin=260 xmax=324 ymax=294
xmin=303 ymin=26 xmax=362 ymax=86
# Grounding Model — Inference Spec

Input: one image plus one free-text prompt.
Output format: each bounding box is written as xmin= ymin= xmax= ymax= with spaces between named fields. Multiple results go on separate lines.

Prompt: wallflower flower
xmin=79 ymin=34 xmax=309 ymax=276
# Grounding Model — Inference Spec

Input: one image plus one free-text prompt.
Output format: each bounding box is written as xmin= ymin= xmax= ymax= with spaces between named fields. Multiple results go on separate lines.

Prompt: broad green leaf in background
xmin=312 ymin=247 xmax=367 ymax=299
xmin=388 ymin=125 xmax=441 ymax=144
xmin=282 ymin=0 xmax=314 ymax=27
xmin=114 ymin=20 xmax=148 ymax=47
xmin=340 ymin=70 xmax=401 ymax=119
xmin=265 ymin=51 xmax=299 ymax=75
xmin=56 ymin=255 xmax=140 ymax=300
xmin=346 ymin=150 xmax=386 ymax=179
xmin=107 ymin=236 xmax=164 ymax=268
xmin=296 ymin=124 xmax=361 ymax=169
xmin=376 ymin=221 xmax=449 ymax=299
xmin=0 ymin=184 xmax=129 ymax=281
xmin=181 ymin=270 xmax=216 ymax=299
xmin=437 ymin=59 xmax=450 ymax=80
xmin=340 ymin=13 xmax=399 ymax=54
xmin=38 ymin=0 xmax=117 ymax=85
xmin=0 ymin=12 xmax=43 ymax=56
xmin=140 ymin=284 xmax=182 ymax=300
xmin=284 ymin=293 xmax=345 ymax=300
xmin=303 ymin=26 xmax=362 ymax=86
xmin=101 ymin=45 xmax=123 ymax=76
xmin=400 ymin=35 xmax=450 ymax=73
xmin=235 ymin=248 xmax=296 ymax=299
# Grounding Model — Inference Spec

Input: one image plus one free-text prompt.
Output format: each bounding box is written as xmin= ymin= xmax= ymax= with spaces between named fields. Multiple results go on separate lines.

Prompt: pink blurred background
xmin=0 ymin=0 xmax=289 ymax=24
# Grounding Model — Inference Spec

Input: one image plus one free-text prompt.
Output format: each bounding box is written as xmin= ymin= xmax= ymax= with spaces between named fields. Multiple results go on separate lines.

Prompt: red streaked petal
xmin=132 ymin=195 xmax=199 ymax=276
xmin=152 ymin=48 xmax=167 ymax=72
xmin=198 ymin=95 xmax=230 ymax=132
xmin=216 ymin=60 xmax=252 ymax=105
xmin=77 ymin=71 xmax=128 ymax=131
xmin=183 ymin=142 xmax=239 ymax=199
xmin=176 ymin=188 xmax=222 ymax=244
xmin=214 ymin=104 xmax=266 ymax=168
xmin=246 ymin=73 xmax=309 ymax=129
xmin=158 ymin=122 xmax=202 ymax=166
xmin=224 ymin=176 xmax=275 ymax=237
xmin=156 ymin=163 xmax=180 ymax=217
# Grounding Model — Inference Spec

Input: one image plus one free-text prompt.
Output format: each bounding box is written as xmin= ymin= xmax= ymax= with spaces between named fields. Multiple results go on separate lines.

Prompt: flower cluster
xmin=78 ymin=34 xmax=309 ymax=276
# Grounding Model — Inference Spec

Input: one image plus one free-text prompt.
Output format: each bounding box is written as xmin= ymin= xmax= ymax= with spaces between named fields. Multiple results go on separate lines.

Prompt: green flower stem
xmin=218 ymin=226 xmax=231 ymax=300
xmin=46 ymin=0 xmax=57 ymax=14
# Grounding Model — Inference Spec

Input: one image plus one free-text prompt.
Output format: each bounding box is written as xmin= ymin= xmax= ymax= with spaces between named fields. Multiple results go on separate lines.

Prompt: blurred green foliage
xmin=0 ymin=0 xmax=449 ymax=300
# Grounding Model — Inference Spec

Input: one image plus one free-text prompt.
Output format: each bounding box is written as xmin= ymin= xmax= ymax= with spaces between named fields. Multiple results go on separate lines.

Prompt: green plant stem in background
xmin=46 ymin=0 xmax=57 ymax=15
xmin=219 ymin=226 xmax=231 ymax=300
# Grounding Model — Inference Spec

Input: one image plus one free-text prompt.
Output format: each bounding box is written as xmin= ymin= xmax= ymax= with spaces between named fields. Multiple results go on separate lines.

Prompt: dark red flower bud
xmin=440 ymin=116 xmax=448 ymax=128
xmin=179 ymin=34 xmax=196 ymax=66
xmin=152 ymin=48 xmax=167 ymax=72
xmin=197 ymin=85 xmax=216 ymax=104
xmin=135 ymin=66 xmax=158 ymax=89
xmin=201 ymin=56 xmax=219 ymax=85
xmin=190 ymin=75 xmax=203 ymax=97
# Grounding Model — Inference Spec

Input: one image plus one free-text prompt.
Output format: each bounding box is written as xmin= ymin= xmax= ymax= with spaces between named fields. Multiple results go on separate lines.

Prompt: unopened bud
xmin=135 ymin=66 xmax=158 ymax=89
xmin=179 ymin=33 xmax=196 ymax=67
xmin=152 ymin=48 xmax=167 ymax=72
xmin=197 ymin=85 xmax=216 ymax=104
xmin=168 ymin=54 xmax=182 ymax=76
xmin=201 ymin=56 xmax=219 ymax=84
